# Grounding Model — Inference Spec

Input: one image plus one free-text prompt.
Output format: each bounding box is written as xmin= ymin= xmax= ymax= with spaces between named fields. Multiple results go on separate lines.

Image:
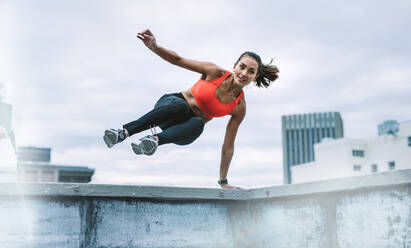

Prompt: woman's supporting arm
xmin=219 ymin=100 xmax=246 ymax=189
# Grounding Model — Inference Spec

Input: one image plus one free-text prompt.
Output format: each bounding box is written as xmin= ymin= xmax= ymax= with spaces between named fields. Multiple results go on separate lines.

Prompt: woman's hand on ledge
xmin=220 ymin=184 xmax=244 ymax=190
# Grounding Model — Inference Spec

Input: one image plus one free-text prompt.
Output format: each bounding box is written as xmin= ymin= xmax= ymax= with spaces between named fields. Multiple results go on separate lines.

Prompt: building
xmin=378 ymin=120 xmax=399 ymax=136
xmin=281 ymin=112 xmax=344 ymax=184
xmin=0 ymin=86 xmax=95 ymax=183
xmin=0 ymin=98 xmax=15 ymax=149
xmin=292 ymin=121 xmax=411 ymax=184
xmin=17 ymin=146 xmax=95 ymax=183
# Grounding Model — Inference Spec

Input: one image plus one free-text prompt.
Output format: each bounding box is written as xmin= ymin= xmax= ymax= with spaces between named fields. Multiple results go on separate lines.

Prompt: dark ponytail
xmin=236 ymin=51 xmax=279 ymax=88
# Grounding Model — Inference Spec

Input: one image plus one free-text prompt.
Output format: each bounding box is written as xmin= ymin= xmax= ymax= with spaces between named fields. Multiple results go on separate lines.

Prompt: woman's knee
xmin=174 ymin=118 xmax=204 ymax=145
xmin=190 ymin=117 xmax=205 ymax=136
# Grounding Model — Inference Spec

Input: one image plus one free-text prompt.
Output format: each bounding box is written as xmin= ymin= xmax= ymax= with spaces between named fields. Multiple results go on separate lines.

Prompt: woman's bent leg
xmin=123 ymin=93 xmax=192 ymax=136
xmin=156 ymin=117 xmax=205 ymax=146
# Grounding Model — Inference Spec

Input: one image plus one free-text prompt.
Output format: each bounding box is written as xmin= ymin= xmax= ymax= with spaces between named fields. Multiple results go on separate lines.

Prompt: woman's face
xmin=233 ymin=55 xmax=259 ymax=87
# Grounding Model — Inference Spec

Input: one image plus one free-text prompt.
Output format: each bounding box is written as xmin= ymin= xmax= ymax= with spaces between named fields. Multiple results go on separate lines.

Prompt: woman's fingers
xmin=138 ymin=29 xmax=152 ymax=36
xmin=137 ymin=33 xmax=152 ymax=40
xmin=136 ymin=34 xmax=151 ymax=43
xmin=136 ymin=29 xmax=156 ymax=50
xmin=139 ymin=29 xmax=149 ymax=34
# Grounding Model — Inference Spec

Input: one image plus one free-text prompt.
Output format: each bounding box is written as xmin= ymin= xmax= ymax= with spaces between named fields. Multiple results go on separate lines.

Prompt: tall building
xmin=282 ymin=112 xmax=344 ymax=184
xmin=292 ymin=121 xmax=411 ymax=183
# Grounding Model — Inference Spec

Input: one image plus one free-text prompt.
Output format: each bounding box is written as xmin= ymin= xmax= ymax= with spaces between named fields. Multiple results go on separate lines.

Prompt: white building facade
xmin=292 ymin=122 xmax=411 ymax=183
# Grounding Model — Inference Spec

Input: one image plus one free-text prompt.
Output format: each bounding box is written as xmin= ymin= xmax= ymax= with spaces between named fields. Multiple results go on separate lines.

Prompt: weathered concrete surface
xmin=336 ymin=189 xmax=410 ymax=247
xmin=0 ymin=197 xmax=81 ymax=248
xmin=0 ymin=197 xmax=234 ymax=248
xmin=0 ymin=170 xmax=410 ymax=248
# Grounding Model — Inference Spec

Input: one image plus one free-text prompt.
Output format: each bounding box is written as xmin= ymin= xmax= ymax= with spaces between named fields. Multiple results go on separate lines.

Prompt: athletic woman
xmin=104 ymin=29 xmax=279 ymax=189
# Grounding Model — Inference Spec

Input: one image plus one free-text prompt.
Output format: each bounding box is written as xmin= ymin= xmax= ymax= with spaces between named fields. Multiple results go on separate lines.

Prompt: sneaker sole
xmin=104 ymin=130 xmax=118 ymax=148
xmin=140 ymin=139 xmax=157 ymax=156
xmin=131 ymin=142 xmax=143 ymax=155
xmin=103 ymin=135 xmax=114 ymax=148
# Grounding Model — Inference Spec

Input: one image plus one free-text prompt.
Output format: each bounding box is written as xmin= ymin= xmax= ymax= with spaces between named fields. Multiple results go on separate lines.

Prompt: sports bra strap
xmin=215 ymin=71 xmax=232 ymax=86
xmin=217 ymin=71 xmax=244 ymax=104
xmin=234 ymin=90 xmax=244 ymax=104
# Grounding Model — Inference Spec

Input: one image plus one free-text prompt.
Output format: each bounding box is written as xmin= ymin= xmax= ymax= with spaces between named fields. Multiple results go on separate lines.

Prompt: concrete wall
xmin=0 ymin=170 xmax=410 ymax=248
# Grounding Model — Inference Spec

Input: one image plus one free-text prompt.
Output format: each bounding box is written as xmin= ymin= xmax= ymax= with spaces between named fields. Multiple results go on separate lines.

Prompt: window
xmin=58 ymin=175 xmax=90 ymax=183
xmin=302 ymin=130 xmax=305 ymax=163
xmin=316 ymin=129 xmax=320 ymax=143
xmin=388 ymin=161 xmax=396 ymax=171
xmin=286 ymin=130 xmax=291 ymax=166
xmin=371 ymin=164 xmax=378 ymax=173
xmin=291 ymin=130 xmax=295 ymax=165
xmin=408 ymin=136 xmax=411 ymax=147
xmin=352 ymin=150 xmax=365 ymax=157
xmin=296 ymin=130 xmax=300 ymax=164
xmin=353 ymin=165 xmax=362 ymax=171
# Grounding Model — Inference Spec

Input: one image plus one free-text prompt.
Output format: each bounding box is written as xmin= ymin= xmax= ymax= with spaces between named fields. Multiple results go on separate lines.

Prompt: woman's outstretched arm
xmin=137 ymin=29 xmax=221 ymax=76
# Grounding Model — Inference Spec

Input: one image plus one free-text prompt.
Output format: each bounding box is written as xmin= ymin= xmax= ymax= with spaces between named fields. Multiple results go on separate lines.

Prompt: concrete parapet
xmin=0 ymin=170 xmax=410 ymax=247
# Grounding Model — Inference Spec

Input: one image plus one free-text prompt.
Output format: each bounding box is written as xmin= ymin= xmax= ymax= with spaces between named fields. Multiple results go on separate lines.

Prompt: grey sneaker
xmin=103 ymin=129 xmax=126 ymax=148
xmin=131 ymin=135 xmax=158 ymax=156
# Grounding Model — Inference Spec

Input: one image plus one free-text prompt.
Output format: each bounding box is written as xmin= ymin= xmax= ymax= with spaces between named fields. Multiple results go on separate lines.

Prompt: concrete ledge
xmin=0 ymin=182 xmax=250 ymax=201
xmin=1 ymin=169 xmax=410 ymax=201
xmin=1 ymin=169 xmax=410 ymax=247
xmin=249 ymin=169 xmax=411 ymax=200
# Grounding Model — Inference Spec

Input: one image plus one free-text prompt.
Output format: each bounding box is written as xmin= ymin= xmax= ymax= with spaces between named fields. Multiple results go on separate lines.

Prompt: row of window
xmin=286 ymin=128 xmax=337 ymax=166
xmin=19 ymin=170 xmax=91 ymax=183
xmin=351 ymin=136 xmax=411 ymax=159
xmin=59 ymin=175 xmax=91 ymax=183
xmin=284 ymin=113 xmax=338 ymax=129
xmin=353 ymin=161 xmax=396 ymax=172
xmin=287 ymin=135 xmax=411 ymax=167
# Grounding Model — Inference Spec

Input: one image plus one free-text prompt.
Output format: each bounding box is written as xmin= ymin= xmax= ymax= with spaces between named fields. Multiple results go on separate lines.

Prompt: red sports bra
xmin=191 ymin=71 xmax=244 ymax=119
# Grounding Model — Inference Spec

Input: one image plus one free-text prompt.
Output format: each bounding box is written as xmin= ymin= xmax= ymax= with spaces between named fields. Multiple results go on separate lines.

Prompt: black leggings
xmin=123 ymin=93 xmax=205 ymax=146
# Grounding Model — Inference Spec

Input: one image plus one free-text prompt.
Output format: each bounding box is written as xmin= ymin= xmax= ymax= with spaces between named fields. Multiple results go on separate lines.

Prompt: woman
xmin=104 ymin=29 xmax=279 ymax=189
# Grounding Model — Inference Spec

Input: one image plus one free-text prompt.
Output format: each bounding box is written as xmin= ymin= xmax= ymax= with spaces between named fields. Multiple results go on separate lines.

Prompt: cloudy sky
xmin=1 ymin=0 xmax=410 ymax=188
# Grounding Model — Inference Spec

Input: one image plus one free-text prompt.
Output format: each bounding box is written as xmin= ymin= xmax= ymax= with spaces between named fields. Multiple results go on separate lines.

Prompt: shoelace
xmin=143 ymin=125 xmax=158 ymax=151
xmin=149 ymin=125 xmax=157 ymax=137
xmin=118 ymin=129 xmax=125 ymax=141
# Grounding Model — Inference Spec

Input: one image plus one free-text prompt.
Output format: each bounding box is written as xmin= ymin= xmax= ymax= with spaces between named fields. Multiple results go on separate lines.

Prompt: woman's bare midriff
xmin=181 ymin=89 xmax=212 ymax=123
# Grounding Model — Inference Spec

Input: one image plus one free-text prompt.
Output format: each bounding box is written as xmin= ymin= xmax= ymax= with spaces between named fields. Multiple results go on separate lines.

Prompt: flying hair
xmin=235 ymin=51 xmax=279 ymax=88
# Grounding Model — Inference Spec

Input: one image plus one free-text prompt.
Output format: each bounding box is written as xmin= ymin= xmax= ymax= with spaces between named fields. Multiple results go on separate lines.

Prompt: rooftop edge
xmin=1 ymin=169 xmax=410 ymax=201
